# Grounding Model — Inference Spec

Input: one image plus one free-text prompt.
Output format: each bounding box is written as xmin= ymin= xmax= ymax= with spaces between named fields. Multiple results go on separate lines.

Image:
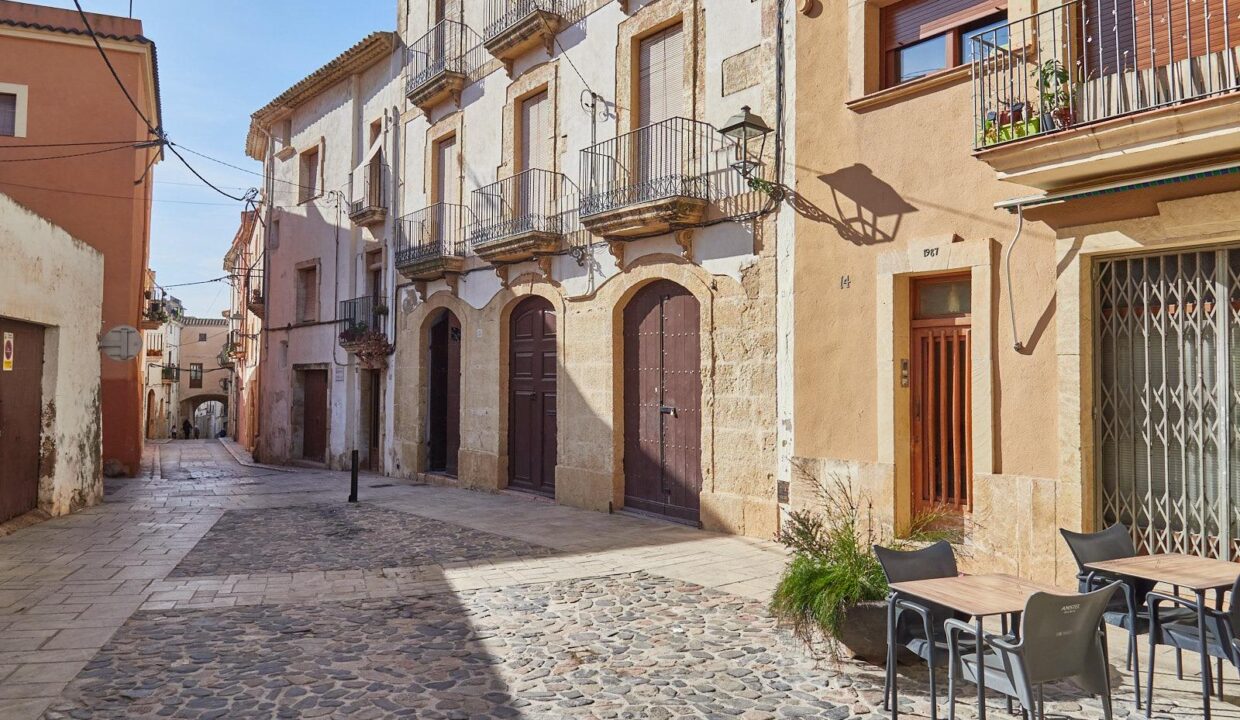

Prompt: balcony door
xmin=434 ymin=135 xmax=459 ymax=254
xmin=635 ymin=23 xmax=684 ymax=201
xmin=518 ymin=90 xmax=552 ymax=224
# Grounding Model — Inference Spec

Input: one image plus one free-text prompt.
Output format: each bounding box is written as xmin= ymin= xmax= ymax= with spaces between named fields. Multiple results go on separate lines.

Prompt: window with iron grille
xmin=1096 ymin=247 xmax=1240 ymax=559
xmin=189 ymin=363 xmax=204 ymax=389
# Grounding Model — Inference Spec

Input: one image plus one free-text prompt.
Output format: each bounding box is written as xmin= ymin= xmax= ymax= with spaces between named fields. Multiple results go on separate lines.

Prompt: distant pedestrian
xmin=182 ymin=419 xmax=192 ymax=439
xmin=170 ymin=425 xmax=177 ymax=439
xmin=193 ymin=426 xmax=200 ymax=440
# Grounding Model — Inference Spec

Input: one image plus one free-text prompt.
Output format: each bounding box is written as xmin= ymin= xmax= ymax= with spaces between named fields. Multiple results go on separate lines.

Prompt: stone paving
xmin=169 ymin=503 xmax=554 ymax=577
xmin=0 ymin=439 xmax=1233 ymax=719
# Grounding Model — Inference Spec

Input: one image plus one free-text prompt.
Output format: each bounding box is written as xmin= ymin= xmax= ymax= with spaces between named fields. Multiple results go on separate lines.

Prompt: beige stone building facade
xmin=792 ymin=0 xmax=1240 ymax=582
xmin=242 ymin=0 xmax=792 ymax=536
xmin=387 ymin=0 xmax=790 ymax=537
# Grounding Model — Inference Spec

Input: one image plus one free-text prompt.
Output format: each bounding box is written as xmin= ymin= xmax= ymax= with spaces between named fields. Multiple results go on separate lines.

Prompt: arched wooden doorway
xmin=145 ymin=390 xmax=157 ymax=439
xmin=622 ymin=280 xmax=702 ymax=524
xmin=507 ymin=296 xmax=557 ymax=496
xmin=427 ymin=309 xmax=462 ymax=475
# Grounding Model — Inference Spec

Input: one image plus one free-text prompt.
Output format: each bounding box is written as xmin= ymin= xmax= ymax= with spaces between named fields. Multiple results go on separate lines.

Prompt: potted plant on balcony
xmin=352 ymin=331 xmax=396 ymax=370
xmin=769 ymin=466 xmax=964 ymax=662
xmin=373 ymin=302 xmax=390 ymax=316
xmin=980 ymin=102 xmax=1040 ymax=146
xmin=338 ymin=321 xmax=369 ymax=349
xmin=1037 ymin=59 xmax=1075 ymax=129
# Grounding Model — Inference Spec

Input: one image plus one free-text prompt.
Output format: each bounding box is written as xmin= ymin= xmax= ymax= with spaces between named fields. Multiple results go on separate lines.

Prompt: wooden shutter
xmin=638 ymin=24 xmax=685 ymax=127
xmin=520 ymin=90 xmax=552 ymax=172
xmin=435 ymin=136 xmax=459 ymax=205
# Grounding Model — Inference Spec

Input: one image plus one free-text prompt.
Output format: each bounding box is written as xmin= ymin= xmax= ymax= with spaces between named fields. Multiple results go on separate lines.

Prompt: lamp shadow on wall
xmin=786 ymin=163 xmax=916 ymax=245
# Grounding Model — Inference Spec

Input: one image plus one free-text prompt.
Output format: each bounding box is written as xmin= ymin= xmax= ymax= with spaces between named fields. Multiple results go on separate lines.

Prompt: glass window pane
xmin=0 ymin=93 xmax=15 ymax=137
xmin=894 ymin=35 xmax=947 ymax=84
xmin=917 ymin=278 xmax=971 ymax=317
xmin=961 ymin=14 xmax=1009 ymax=63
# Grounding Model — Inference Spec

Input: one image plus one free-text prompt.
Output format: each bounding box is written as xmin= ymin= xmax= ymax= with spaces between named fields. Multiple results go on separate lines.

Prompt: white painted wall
xmin=0 ymin=192 xmax=105 ymax=515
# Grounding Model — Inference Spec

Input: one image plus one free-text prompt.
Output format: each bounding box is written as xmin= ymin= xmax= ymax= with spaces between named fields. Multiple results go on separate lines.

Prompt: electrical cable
xmin=0 ymin=139 xmax=139 ymax=149
xmin=0 ymin=179 xmax=241 ymax=206
xmin=72 ymin=0 xmax=159 ymax=137
xmin=0 ymin=143 xmax=142 ymax=162
xmin=166 ymin=143 xmax=256 ymax=203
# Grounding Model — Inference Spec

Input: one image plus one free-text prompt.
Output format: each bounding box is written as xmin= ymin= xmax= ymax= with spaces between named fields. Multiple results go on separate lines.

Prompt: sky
xmin=39 ymin=0 xmax=395 ymax=318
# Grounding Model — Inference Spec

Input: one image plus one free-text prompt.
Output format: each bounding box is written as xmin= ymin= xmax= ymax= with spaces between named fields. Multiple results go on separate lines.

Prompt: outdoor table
xmin=1086 ymin=553 xmax=1240 ymax=719
xmin=888 ymin=573 xmax=1061 ymax=720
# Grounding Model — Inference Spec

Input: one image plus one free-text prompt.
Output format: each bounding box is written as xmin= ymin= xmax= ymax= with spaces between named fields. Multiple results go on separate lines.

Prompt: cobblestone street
xmin=0 ymin=440 xmax=1231 ymax=719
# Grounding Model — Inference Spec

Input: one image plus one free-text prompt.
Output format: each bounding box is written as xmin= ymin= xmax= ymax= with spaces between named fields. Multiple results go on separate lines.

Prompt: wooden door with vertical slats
xmin=623 ymin=281 xmax=702 ymax=524
xmin=0 ymin=317 xmax=43 ymax=523
xmin=508 ymin=296 xmax=557 ymax=496
xmin=910 ymin=278 xmax=973 ymax=515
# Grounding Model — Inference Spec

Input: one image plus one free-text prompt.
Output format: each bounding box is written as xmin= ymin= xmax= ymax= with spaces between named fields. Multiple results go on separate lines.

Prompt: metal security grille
xmin=1096 ymin=247 xmax=1240 ymax=559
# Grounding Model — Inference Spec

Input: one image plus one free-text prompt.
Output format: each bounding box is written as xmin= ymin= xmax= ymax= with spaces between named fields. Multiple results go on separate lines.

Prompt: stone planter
xmin=835 ymin=600 xmax=891 ymax=664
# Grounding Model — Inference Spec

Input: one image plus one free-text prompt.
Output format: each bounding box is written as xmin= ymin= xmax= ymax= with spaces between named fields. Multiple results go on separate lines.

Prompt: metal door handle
xmin=660 ymin=405 xmax=676 ymax=417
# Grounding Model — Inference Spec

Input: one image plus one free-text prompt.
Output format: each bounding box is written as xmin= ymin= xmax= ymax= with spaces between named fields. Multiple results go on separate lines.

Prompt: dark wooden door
xmin=366 ymin=370 xmax=381 ymax=471
xmin=623 ymin=281 xmax=702 ymax=523
xmin=0 ymin=318 xmax=44 ymax=523
xmin=301 ymin=369 xmax=328 ymax=462
xmin=910 ymin=276 xmax=973 ymax=514
xmin=508 ymin=296 xmax=557 ymax=496
xmin=428 ymin=311 xmax=461 ymax=475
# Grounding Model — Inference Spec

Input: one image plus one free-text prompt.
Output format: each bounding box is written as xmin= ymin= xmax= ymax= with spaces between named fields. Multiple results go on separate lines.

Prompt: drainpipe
xmin=1003 ymin=203 xmax=1025 ymax=352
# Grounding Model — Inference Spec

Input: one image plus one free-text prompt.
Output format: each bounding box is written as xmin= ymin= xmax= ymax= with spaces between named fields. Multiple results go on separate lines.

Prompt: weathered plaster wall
xmin=0 ymin=192 xmax=105 ymax=516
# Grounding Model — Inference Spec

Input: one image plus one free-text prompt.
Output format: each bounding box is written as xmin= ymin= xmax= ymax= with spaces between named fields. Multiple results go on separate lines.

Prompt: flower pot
xmin=1052 ymin=106 xmax=1074 ymax=129
xmin=835 ymin=600 xmax=892 ymax=664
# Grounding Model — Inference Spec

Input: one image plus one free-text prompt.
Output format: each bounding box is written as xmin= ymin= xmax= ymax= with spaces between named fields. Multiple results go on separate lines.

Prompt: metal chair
xmin=874 ymin=540 xmax=968 ymax=720
xmin=945 ymin=582 xmax=1119 ymax=720
xmin=1060 ymin=523 xmax=1193 ymax=709
xmin=1145 ymin=574 xmax=1240 ymax=717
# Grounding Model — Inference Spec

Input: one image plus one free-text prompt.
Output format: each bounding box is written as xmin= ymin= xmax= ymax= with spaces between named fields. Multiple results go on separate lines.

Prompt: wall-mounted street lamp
xmin=720 ymin=105 xmax=773 ymax=179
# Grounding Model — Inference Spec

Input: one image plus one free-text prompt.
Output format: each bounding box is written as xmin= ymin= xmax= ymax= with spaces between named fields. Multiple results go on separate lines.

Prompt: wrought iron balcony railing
xmin=338 ymin=294 xmax=388 ymax=345
xmin=578 ymin=117 xmax=747 ymax=218
xmin=470 ymin=169 xmax=580 ymax=245
xmin=395 ymin=203 xmax=471 ymax=268
xmin=161 ymin=365 xmax=179 ymax=382
xmin=405 ymin=20 xmax=485 ymax=97
xmin=483 ymin=0 xmax=580 ymax=42
xmin=971 ymin=0 xmax=1240 ymax=149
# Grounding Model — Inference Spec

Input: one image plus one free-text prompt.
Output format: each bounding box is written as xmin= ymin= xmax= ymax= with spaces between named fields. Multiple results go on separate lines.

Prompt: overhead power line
xmin=0 ymin=143 xmax=143 ymax=163
xmin=0 ymin=139 xmax=140 ymax=149
xmin=0 ymin=179 xmax=241 ymax=206
xmin=72 ymin=0 xmax=159 ymax=137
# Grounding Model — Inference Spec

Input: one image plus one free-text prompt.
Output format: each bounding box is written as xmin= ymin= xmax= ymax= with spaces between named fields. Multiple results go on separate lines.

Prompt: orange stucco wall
xmin=0 ymin=1 xmax=159 ymax=475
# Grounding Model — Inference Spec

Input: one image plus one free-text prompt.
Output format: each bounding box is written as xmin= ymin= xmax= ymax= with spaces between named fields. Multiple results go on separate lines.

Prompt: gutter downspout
xmin=1003 ymin=203 xmax=1025 ymax=352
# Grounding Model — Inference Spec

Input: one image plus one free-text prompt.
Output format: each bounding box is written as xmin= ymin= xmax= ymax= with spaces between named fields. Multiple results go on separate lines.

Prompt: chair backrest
xmin=1059 ymin=524 xmax=1136 ymax=571
xmin=1019 ymin=583 xmax=1119 ymax=690
xmin=1227 ymin=575 xmax=1240 ymax=636
xmin=873 ymin=540 xmax=958 ymax=584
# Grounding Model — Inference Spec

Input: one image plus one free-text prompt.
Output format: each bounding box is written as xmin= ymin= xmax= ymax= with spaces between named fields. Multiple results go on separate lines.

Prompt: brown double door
xmin=428 ymin=310 xmax=461 ymax=475
xmin=909 ymin=276 xmax=973 ymax=514
xmin=301 ymin=369 xmax=328 ymax=462
xmin=0 ymin=318 xmax=44 ymax=523
xmin=623 ymin=281 xmax=702 ymax=524
xmin=508 ymin=297 xmax=557 ymax=496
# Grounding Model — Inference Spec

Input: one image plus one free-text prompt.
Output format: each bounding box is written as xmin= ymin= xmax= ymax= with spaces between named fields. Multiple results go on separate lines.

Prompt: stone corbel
xmin=495 ymin=265 xmax=510 ymax=288
xmin=607 ymin=239 xmax=625 ymax=268
xmin=413 ymin=281 xmax=428 ymax=303
xmin=673 ymin=229 xmax=693 ymax=261
xmin=537 ymin=255 xmax=553 ymax=279
xmin=445 ymin=273 xmax=460 ymax=296
xmin=503 ymin=59 xmax=515 ymax=79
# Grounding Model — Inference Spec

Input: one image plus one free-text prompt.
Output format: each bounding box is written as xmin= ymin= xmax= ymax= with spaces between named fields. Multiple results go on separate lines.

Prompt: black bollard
xmin=348 ymin=450 xmax=359 ymax=503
